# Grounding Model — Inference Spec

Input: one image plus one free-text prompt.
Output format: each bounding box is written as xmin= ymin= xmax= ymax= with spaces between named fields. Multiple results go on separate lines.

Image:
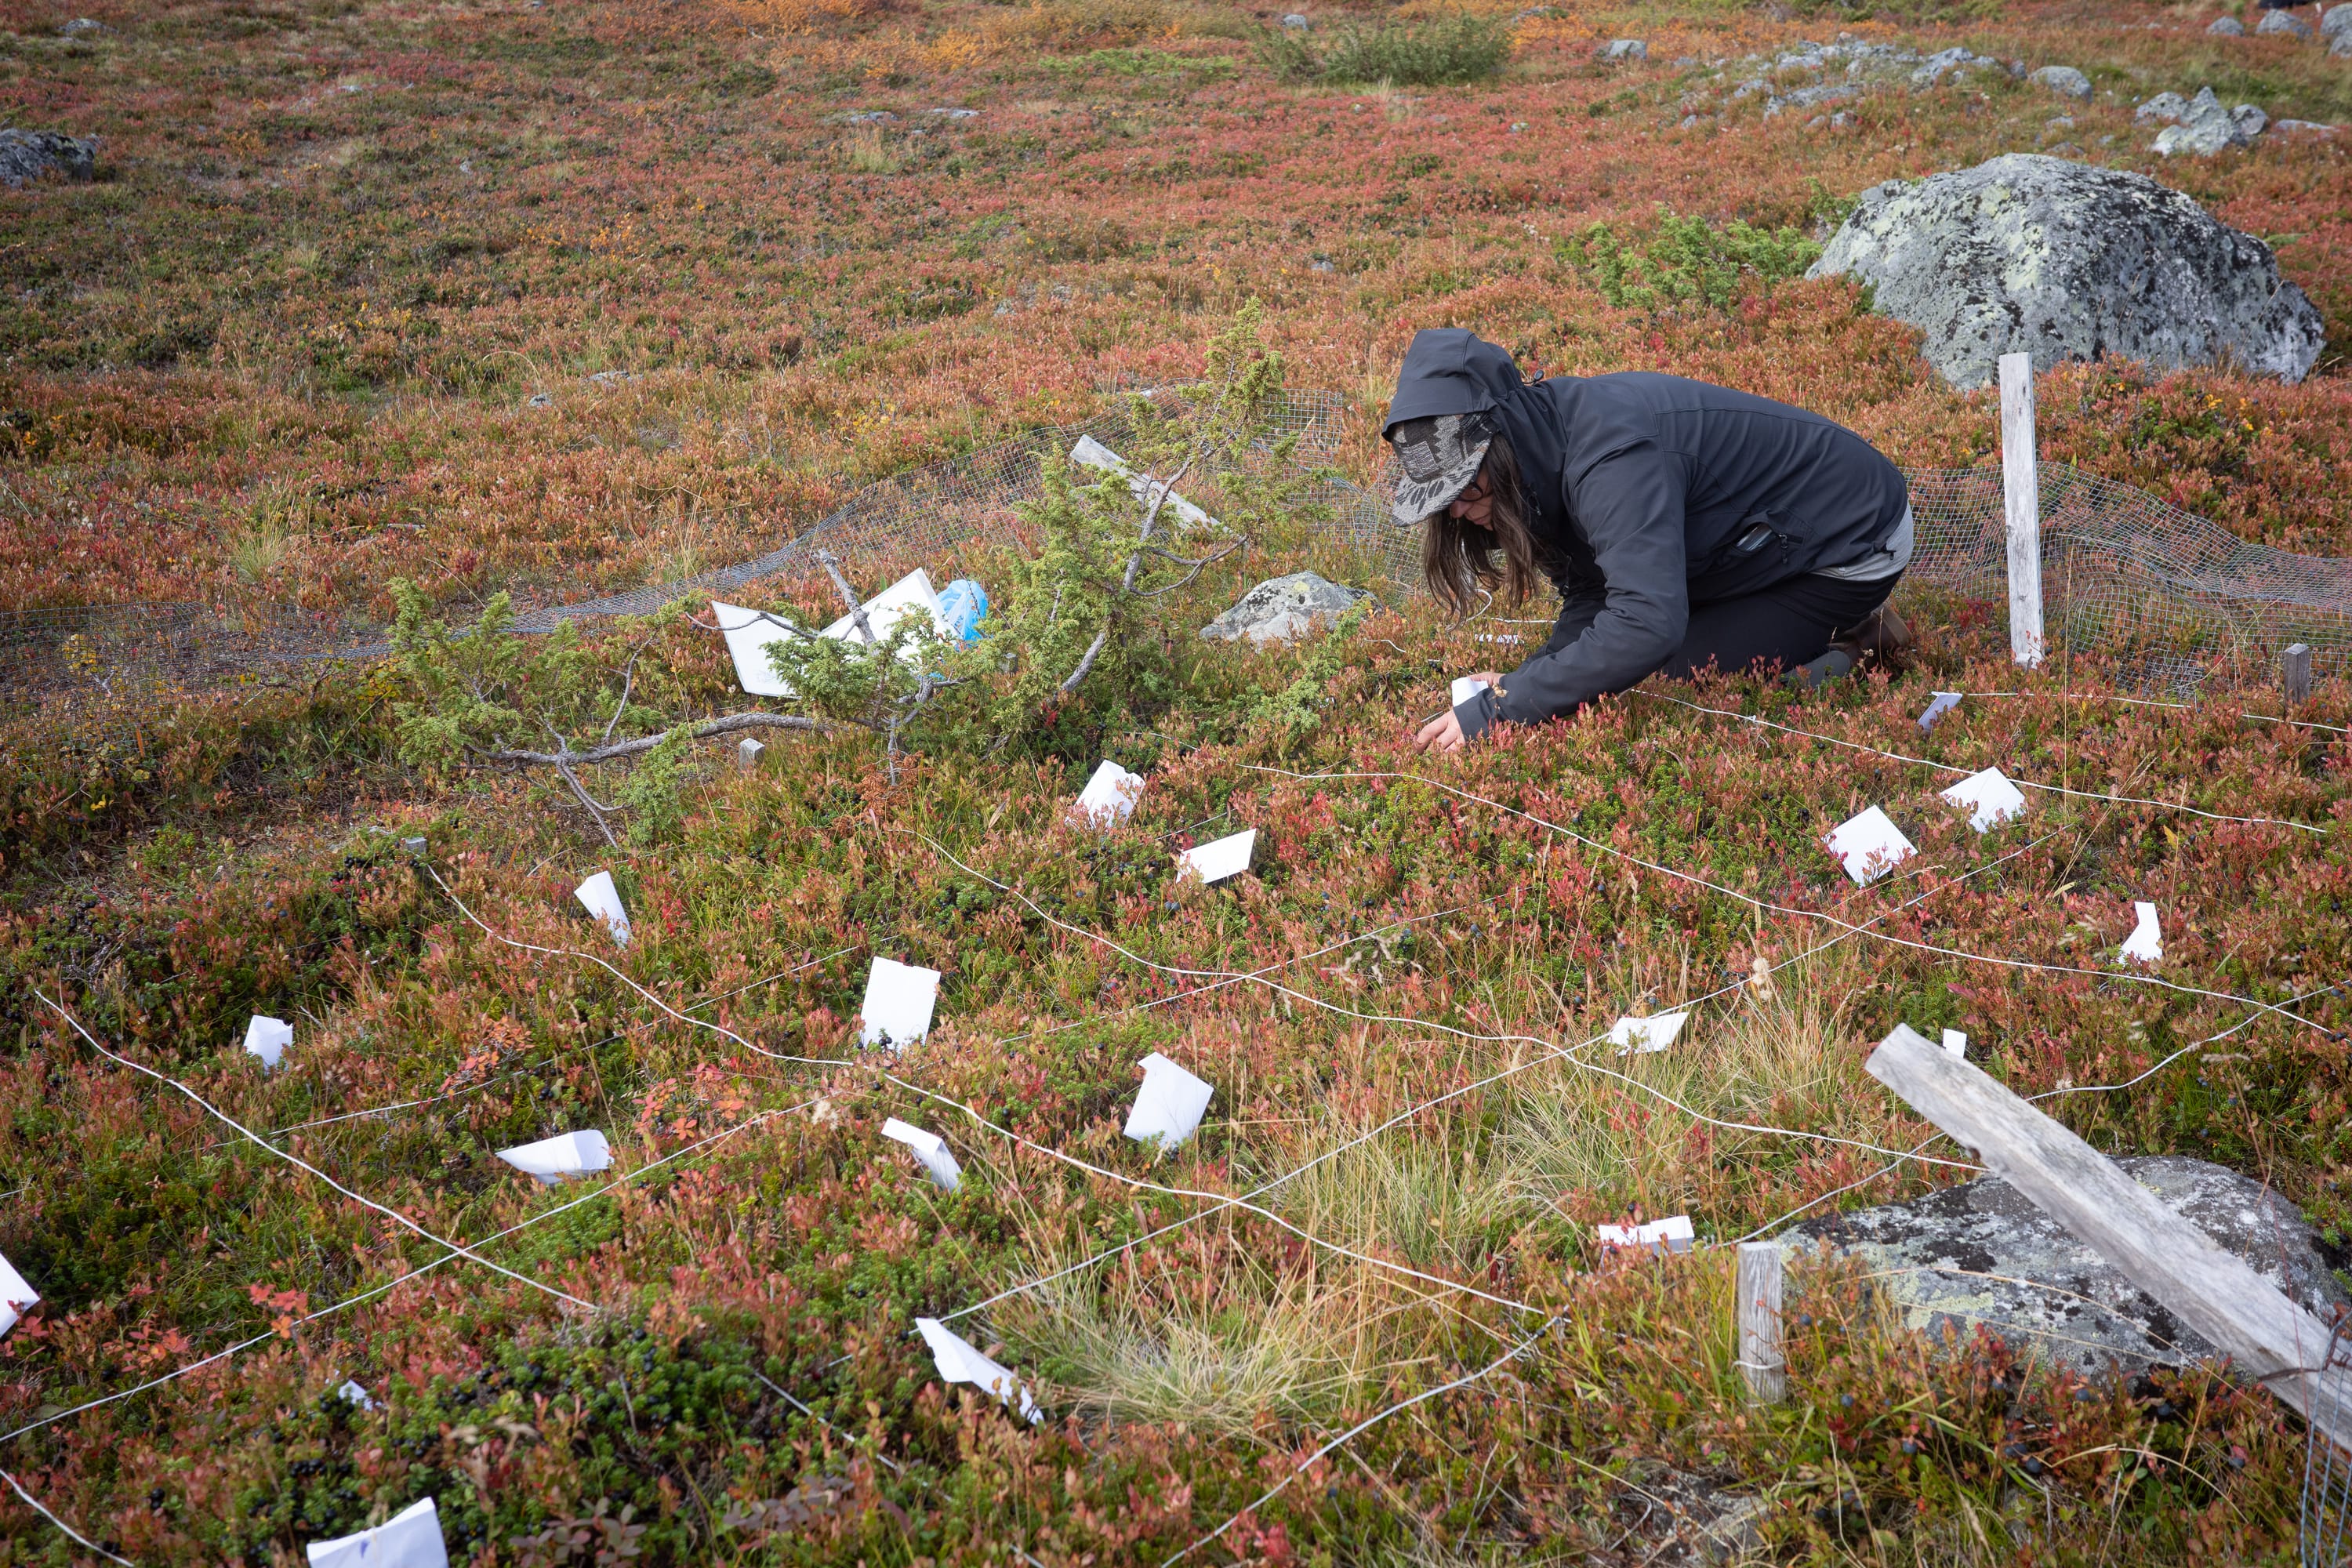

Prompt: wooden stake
xmin=2285 ymin=643 xmax=2314 ymax=707
xmin=1736 ymin=1240 xmax=1787 ymax=1404
xmin=1998 ymin=352 xmax=2045 ymax=669
xmin=1866 ymin=1023 xmax=2352 ymax=1450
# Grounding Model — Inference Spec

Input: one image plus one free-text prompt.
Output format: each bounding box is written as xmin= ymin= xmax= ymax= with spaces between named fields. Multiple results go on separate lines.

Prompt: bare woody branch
xmin=1060 ymin=454 xmax=1196 ymax=696
xmin=485 ymin=711 xmax=844 ymax=767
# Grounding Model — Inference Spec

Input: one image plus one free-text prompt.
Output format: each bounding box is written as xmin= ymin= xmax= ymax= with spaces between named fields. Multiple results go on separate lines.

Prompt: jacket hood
xmin=1382 ymin=328 xmax=1526 ymax=433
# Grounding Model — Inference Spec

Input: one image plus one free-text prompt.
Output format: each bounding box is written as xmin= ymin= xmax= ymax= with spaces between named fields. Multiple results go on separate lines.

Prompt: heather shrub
xmin=1261 ymin=13 xmax=1512 ymax=86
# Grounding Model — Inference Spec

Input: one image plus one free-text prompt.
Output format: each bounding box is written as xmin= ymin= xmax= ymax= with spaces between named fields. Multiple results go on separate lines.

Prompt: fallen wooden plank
xmin=1865 ymin=1023 xmax=2351 ymax=1449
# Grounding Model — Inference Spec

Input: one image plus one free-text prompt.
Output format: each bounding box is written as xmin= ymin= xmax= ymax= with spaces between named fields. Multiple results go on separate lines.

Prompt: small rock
xmin=1279 ymin=12 xmax=1308 ymax=27
xmin=2030 ymin=64 xmax=2092 ymax=99
xmin=1308 ymin=254 xmax=1334 ymax=272
xmin=1508 ymin=121 xmax=1527 ymax=132
xmin=843 ymin=110 xmax=897 ymax=124
xmin=2233 ymin=101 xmax=2269 ymax=137
xmin=924 ymin=107 xmax=979 ymax=118
xmin=2208 ymin=13 xmax=2246 ymax=32
xmin=1789 ymin=1157 xmax=2350 ymax=1376
xmin=2276 ymin=116 xmax=2340 ymax=131
xmin=2325 ymin=4 xmax=2352 ymax=36
xmin=2008 ymin=58 xmax=2029 ymax=78
xmin=2151 ymin=85 xmax=2263 ymax=154
xmin=2256 ymin=8 xmax=2314 ymax=35
xmin=2135 ymin=90 xmax=2191 ymax=122
xmin=528 ymin=392 xmax=554 ymax=407
xmin=1510 ymin=4 xmax=1559 ymax=19
xmin=0 ymin=129 xmax=97 ymax=188
xmin=1830 ymin=110 xmax=1853 ymax=128
xmin=1679 ymin=114 xmax=1704 ymax=129
xmin=1600 ymin=38 xmax=1647 ymax=60
xmin=57 ymin=16 xmax=107 ymax=34
xmin=586 ymin=369 xmax=636 ymax=385
xmin=1199 ymin=572 xmax=1369 ymax=648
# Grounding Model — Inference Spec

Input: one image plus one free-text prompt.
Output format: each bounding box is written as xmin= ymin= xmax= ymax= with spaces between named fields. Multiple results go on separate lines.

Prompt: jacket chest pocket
xmin=1704 ymin=506 xmax=1805 ymax=575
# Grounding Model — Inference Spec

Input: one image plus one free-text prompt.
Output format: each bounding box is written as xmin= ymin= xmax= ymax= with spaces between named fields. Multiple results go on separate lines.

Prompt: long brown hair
xmin=1417 ymin=430 xmax=1546 ymax=617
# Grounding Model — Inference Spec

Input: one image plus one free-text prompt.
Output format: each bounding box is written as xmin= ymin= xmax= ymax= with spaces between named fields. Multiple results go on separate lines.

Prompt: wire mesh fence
xmin=2305 ymin=1317 xmax=2352 ymax=1568
xmin=5 ymin=387 xmax=2349 ymax=755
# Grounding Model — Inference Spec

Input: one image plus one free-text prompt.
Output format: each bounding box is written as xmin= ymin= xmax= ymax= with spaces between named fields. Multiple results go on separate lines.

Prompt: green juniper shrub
xmin=1261 ymin=13 xmax=1512 ymax=87
xmin=1561 ymin=208 xmax=1824 ymax=313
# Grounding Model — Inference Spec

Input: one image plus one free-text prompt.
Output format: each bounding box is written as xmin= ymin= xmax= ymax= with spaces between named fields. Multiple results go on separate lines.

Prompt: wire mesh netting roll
xmin=6 ymin=387 xmax=2352 ymax=756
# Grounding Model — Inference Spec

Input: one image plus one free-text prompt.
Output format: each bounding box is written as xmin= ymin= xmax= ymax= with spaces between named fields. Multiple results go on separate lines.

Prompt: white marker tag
xmin=1942 ymin=1029 xmax=1969 ymax=1059
xmin=860 ymin=956 xmax=942 ymax=1047
xmin=1178 ymin=828 xmax=1256 ymax=885
xmin=1123 ymin=1052 xmax=1214 ymax=1149
xmin=1450 ymin=676 xmax=1490 ymax=709
xmin=1596 ymin=1215 xmax=1695 ymax=1254
xmin=2118 ymin=902 xmax=2163 ymax=966
xmin=244 ymin=1014 xmax=292 ymax=1071
xmin=1070 ymin=435 xmax=1215 ymax=529
xmin=820 ymin=567 xmax=950 ymax=647
xmin=307 ymin=1496 xmax=449 ymax=1568
xmin=1824 ymin=807 xmax=1916 ymax=884
xmin=1072 ymin=760 xmax=1145 ymax=826
xmin=1608 ymin=1011 xmax=1690 ymax=1055
xmin=0 ymin=1248 xmax=38 ymax=1337
xmin=881 ymin=1117 xmax=963 ymax=1191
xmin=337 ymin=1378 xmax=379 ymax=1411
xmin=913 ymin=1316 xmax=1043 ymax=1422
xmin=1940 ymin=767 xmax=2028 ymax=832
xmin=497 ymin=1129 xmax=612 ymax=1186
xmin=574 ymin=871 xmax=631 ymax=947
xmin=711 ymin=599 xmax=802 ymax=698
xmin=1918 ymin=691 xmax=1964 ymax=731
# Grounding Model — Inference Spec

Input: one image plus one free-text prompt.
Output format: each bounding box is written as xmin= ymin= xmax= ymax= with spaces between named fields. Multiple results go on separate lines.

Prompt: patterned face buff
xmin=1385 ymin=412 xmax=1495 ymax=527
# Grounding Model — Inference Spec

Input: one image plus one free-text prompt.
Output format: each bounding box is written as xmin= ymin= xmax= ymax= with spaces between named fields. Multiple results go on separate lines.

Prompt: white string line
xmin=34 ymin=991 xmax=594 ymax=1312
xmin=419 ymin=865 xmax=862 ymax=1069
xmin=934 ymin=830 xmax=2064 ymax=1330
xmin=1965 ymin=688 xmax=2352 ymax=737
xmin=0 ymin=1466 xmax=135 ymax=1566
xmin=1242 ymin=764 xmax=2324 ymax=1035
xmin=1636 ymin=688 xmax=2329 ymax=834
xmin=257 ymin=948 xmax=858 ymax=1138
xmin=1157 ymin=1313 xmax=1566 ymax=1568
xmin=0 ymin=1105 xmax=804 ymax=1452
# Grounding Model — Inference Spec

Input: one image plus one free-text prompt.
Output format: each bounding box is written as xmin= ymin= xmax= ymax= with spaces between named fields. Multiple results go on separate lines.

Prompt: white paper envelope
xmin=881 ymin=1117 xmax=962 ymax=1191
xmin=307 ymin=1496 xmax=448 ymax=1568
xmin=1450 ymin=676 xmax=1490 ymax=709
xmin=575 ymin=871 xmax=631 ymax=947
xmin=822 ymin=567 xmax=949 ymax=646
xmin=1178 ymin=828 xmax=1255 ymax=885
xmin=244 ymin=1014 xmax=292 ymax=1071
xmin=1942 ymin=1029 xmax=1969 ymax=1059
xmin=2118 ymin=902 xmax=2162 ymax=965
xmin=1072 ymin=760 xmax=1145 ymax=826
xmin=1918 ymin=691 xmax=1964 ymax=731
xmin=1069 ymin=435 xmax=1214 ymax=529
xmin=711 ymin=599 xmax=801 ymax=698
xmin=860 ymin=956 xmax=941 ymax=1047
xmin=0 ymin=1249 xmax=38 ymax=1337
xmin=1940 ymin=767 xmax=2027 ymax=833
xmin=914 ymin=1316 xmax=1042 ymax=1422
xmin=1596 ymin=1215 xmax=1694 ymax=1254
xmin=1608 ymin=1011 xmax=1689 ymax=1055
xmin=1824 ymin=807 xmax=1916 ymax=884
xmin=337 ymin=1378 xmax=379 ymax=1411
xmin=497 ymin=1129 xmax=613 ymax=1185
xmin=1123 ymin=1052 xmax=1214 ymax=1149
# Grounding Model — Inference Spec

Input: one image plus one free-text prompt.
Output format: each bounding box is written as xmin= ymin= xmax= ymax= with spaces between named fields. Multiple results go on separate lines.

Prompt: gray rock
xmin=1911 ymin=46 xmax=1998 ymax=85
xmin=2135 ymin=90 xmax=2191 ymax=122
xmin=2277 ymin=117 xmax=2341 ymax=132
xmin=1279 ymin=12 xmax=1308 ymax=27
xmin=1600 ymin=38 xmax=1647 ymax=60
xmin=1808 ymin=153 xmax=2325 ymax=388
xmin=1199 ymin=572 xmax=1368 ymax=648
xmin=2257 ymin=7 xmax=2314 ymax=34
xmin=57 ymin=16 xmax=107 ymax=34
xmin=2031 ymin=64 xmax=2092 ymax=98
xmin=2151 ymin=86 xmax=2263 ymax=154
xmin=2209 ymin=13 xmax=2246 ymax=31
xmin=2325 ymin=3 xmax=2352 ymax=35
xmin=2334 ymin=29 xmax=2352 ymax=53
xmin=1788 ymin=1156 xmax=2348 ymax=1377
xmin=0 ymin=129 xmax=96 ymax=188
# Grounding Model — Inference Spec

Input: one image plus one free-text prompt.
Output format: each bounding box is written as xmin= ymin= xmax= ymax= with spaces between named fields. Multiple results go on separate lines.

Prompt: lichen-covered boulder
xmin=1807 ymin=152 xmax=2324 ymax=388
xmin=1788 ymin=1156 xmax=2349 ymax=1376
xmin=0 ymin=129 xmax=96 ymax=189
xmin=1199 ymin=572 xmax=1368 ymax=648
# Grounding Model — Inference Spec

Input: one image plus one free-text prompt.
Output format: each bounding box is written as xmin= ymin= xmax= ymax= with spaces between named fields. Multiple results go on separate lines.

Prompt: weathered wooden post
xmin=1999 ymin=352 xmax=2045 ymax=669
xmin=737 ymin=736 xmax=767 ymax=772
xmin=1736 ymin=1240 xmax=1787 ymax=1404
xmin=2285 ymin=643 xmax=2314 ymax=707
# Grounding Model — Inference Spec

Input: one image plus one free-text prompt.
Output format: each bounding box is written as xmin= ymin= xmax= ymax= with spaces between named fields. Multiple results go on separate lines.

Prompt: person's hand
xmin=1466 ymin=670 xmax=1505 ymax=690
xmin=1414 ymin=709 xmax=1467 ymax=754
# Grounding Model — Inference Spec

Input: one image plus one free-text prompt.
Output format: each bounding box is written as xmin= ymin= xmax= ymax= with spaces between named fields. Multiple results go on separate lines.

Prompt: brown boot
xmin=1832 ymin=605 xmax=1915 ymax=670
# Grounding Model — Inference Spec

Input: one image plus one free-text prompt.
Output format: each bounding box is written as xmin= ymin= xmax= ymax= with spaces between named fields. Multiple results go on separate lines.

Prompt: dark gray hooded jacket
xmin=1385 ymin=330 xmax=1908 ymax=736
